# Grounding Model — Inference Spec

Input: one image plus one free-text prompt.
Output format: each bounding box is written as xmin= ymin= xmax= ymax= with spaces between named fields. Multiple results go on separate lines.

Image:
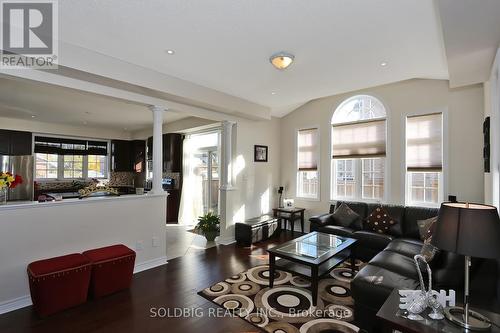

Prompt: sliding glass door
xmin=178 ymin=131 xmax=220 ymax=225
xmin=193 ymin=149 xmax=219 ymax=214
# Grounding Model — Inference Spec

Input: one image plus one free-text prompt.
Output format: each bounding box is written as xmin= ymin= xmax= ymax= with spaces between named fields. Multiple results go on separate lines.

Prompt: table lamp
xmin=431 ymin=202 xmax=500 ymax=331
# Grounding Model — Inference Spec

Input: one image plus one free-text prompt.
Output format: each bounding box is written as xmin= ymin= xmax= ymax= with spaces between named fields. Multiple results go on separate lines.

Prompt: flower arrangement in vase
xmin=0 ymin=172 xmax=23 ymax=204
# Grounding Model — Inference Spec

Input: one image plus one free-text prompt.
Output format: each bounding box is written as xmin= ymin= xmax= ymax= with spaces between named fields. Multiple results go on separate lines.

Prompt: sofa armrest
xmin=309 ymin=213 xmax=334 ymax=232
xmin=353 ymin=231 xmax=394 ymax=250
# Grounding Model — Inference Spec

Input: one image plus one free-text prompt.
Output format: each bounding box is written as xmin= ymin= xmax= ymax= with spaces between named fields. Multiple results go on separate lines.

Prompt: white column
xmin=218 ymin=121 xmax=237 ymax=245
xmin=220 ymin=120 xmax=236 ymax=190
xmin=150 ymin=105 xmax=165 ymax=194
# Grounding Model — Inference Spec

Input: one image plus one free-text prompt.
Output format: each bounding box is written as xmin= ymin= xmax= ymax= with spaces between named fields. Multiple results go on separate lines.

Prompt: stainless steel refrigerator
xmin=0 ymin=155 xmax=34 ymax=201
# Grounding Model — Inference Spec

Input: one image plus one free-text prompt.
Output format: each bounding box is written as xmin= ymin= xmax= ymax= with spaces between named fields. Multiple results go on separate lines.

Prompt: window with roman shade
xmin=332 ymin=118 xmax=386 ymax=159
xmin=34 ymin=135 xmax=109 ymax=180
xmin=296 ymin=128 xmax=319 ymax=199
xmin=406 ymin=113 xmax=442 ymax=171
xmin=298 ymin=128 xmax=318 ymax=171
xmin=35 ymin=136 xmax=108 ymax=156
xmin=405 ymin=112 xmax=443 ymax=207
xmin=330 ymin=95 xmax=387 ymax=201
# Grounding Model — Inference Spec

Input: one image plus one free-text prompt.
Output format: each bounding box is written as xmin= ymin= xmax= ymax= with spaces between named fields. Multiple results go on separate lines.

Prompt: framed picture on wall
xmin=254 ymin=145 xmax=268 ymax=162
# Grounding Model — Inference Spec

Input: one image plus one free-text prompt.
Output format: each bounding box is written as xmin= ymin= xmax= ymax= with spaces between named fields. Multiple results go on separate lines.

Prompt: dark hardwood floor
xmin=0 ymin=232 xmax=302 ymax=333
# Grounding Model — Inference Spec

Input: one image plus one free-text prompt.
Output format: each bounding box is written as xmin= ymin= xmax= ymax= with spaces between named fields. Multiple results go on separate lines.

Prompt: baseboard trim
xmin=0 ymin=295 xmax=32 ymax=315
xmin=216 ymin=237 xmax=236 ymax=245
xmin=0 ymin=257 xmax=169 ymax=315
xmin=133 ymin=256 xmax=169 ymax=274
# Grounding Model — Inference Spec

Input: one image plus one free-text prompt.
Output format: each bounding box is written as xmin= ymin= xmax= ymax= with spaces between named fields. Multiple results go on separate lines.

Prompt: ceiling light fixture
xmin=31 ymin=115 xmax=36 ymax=118
xmin=166 ymin=49 xmax=175 ymax=55
xmin=380 ymin=61 xmax=388 ymax=67
xmin=271 ymin=92 xmax=277 ymax=95
xmin=270 ymin=52 xmax=294 ymax=70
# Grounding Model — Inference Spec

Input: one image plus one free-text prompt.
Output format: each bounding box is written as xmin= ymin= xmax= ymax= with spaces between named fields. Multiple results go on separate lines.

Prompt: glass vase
xmin=0 ymin=188 xmax=7 ymax=205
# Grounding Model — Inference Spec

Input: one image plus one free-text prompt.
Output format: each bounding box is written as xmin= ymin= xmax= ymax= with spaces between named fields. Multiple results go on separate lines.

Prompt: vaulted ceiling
xmin=2 ymin=0 xmax=500 ymax=121
xmin=58 ymin=0 xmax=450 ymax=117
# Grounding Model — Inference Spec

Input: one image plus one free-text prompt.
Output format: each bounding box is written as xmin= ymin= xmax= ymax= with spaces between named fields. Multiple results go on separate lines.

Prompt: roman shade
xmin=406 ymin=113 xmax=442 ymax=171
xmin=35 ymin=136 xmax=108 ymax=156
xmin=332 ymin=119 xmax=386 ymax=159
xmin=298 ymin=128 xmax=318 ymax=171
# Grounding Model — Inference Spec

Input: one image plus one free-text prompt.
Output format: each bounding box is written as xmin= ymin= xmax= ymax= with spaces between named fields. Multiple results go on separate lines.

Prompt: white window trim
xmin=330 ymin=158 xmax=388 ymax=203
xmin=329 ymin=93 xmax=391 ymax=203
xmin=406 ymin=171 xmax=443 ymax=208
xmin=295 ymin=126 xmax=321 ymax=201
xmin=402 ymin=109 xmax=448 ymax=208
xmin=33 ymin=133 xmax=111 ymax=182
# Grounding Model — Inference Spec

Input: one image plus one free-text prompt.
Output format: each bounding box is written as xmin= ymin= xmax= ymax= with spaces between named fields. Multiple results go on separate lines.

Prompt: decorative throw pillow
xmin=331 ymin=203 xmax=360 ymax=228
xmin=365 ymin=206 xmax=397 ymax=234
xmin=417 ymin=216 xmax=440 ymax=262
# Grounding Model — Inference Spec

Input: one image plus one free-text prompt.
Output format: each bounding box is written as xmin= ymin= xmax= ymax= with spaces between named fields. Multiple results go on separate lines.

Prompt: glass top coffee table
xmin=267 ymin=232 xmax=357 ymax=305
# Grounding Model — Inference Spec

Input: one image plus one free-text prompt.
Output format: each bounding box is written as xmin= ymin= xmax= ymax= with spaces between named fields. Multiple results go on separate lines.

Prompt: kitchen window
xmin=35 ymin=153 xmax=58 ymax=179
xmin=331 ymin=95 xmax=387 ymax=201
xmin=34 ymin=136 xmax=109 ymax=180
xmin=297 ymin=128 xmax=319 ymax=199
xmin=87 ymin=155 xmax=107 ymax=178
xmin=405 ymin=113 xmax=443 ymax=207
xmin=63 ymin=155 xmax=84 ymax=179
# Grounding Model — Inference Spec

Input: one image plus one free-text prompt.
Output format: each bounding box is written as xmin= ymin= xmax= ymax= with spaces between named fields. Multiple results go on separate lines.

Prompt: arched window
xmin=331 ymin=95 xmax=387 ymax=201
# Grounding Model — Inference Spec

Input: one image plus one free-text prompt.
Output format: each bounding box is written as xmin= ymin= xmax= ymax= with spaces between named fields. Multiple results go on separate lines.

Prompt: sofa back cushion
xmin=403 ymin=206 xmax=439 ymax=238
xmin=366 ymin=203 xmax=405 ymax=237
xmin=334 ymin=201 xmax=367 ymax=230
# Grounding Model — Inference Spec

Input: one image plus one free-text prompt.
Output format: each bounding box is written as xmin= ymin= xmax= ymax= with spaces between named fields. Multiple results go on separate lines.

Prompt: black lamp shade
xmin=431 ymin=202 xmax=500 ymax=259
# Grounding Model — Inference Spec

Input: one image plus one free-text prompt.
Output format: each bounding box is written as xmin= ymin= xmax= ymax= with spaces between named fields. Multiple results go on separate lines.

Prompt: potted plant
xmin=195 ymin=212 xmax=220 ymax=241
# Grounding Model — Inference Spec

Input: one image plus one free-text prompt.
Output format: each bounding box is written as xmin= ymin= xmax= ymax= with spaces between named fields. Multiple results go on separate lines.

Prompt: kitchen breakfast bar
xmin=0 ymin=193 xmax=168 ymax=314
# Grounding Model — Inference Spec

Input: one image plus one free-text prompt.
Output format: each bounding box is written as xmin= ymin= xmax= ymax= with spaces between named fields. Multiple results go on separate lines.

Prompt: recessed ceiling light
xmin=271 ymin=92 xmax=277 ymax=95
xmin=31 ymin=115 xmax=36 ymax=118
xmin=166 ymin=49 xmax=175 ymax=55
xmin=380 ymin=61 xmax=388 ymax=67
xmin=270 ymin=52 xmax=294 ymax=70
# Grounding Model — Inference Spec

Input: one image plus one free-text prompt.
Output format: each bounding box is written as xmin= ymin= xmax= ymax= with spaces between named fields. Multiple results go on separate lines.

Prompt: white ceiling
xmin=58 ymin=0 xmax=449 ymax=117
xmin=0 ymin=77 xmax=188 ymax=132
xmin=437 ymin=0 xmax=500 ymax=87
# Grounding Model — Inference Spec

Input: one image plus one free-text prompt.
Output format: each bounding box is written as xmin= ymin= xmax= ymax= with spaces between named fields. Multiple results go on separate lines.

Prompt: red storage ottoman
xmin=27 ymin=253 xmax=91 ymax=317
xmin=83 ymin=244 xmax=136 ymax=298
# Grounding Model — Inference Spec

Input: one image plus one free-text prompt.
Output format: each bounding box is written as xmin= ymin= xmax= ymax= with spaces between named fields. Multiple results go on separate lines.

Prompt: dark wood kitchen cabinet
xmin=111 ymin=139 xmax=146 ymax=173
xmin=111 ymin=140 xmax=132 ymax=172
xmin=132 ymin=140 xmax=146 ymax=173
xmin=166 ymin=189 xmax=181 ymax=223
xmin=147 ymin=133 xmax=183 ymax=173
xmin=0 ymin=129 xmax=32 ymax=155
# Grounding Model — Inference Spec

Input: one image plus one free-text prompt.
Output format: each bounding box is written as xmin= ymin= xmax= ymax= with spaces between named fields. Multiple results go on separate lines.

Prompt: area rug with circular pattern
xmin=198 ymin=260 xmax=366 ymax=333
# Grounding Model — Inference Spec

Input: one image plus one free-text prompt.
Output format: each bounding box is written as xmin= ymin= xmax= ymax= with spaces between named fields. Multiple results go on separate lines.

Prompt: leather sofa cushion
xmin=403 ymin=206 xmax=439 ymax=239
xmin=369 ymin=251 xmax=422 ymax=280
xmin=353 ymin=230 xmax=393 ymax=252
xmin=366 ymin=204 xmax=405 ymax=237
xmin=334 ymin=201 xmax=367 ymax=230
xmin=385 ymin=238 xmax=423 ymax=258
xmin=318 ymin=225 xmax=355 ymax=238
xmin=352 ymin=264 xmax=419 ymax=310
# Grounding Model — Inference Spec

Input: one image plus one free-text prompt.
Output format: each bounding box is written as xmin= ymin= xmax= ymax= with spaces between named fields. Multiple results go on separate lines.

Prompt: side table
xmin=376 ymin=289 xmax=500 ymax=333
xmin=272 ymin=207 xmax=305 ymax=233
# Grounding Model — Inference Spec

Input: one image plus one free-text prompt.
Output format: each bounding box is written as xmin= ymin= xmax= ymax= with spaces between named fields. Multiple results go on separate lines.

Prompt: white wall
xmin=220 ymin=117 xmax=281 ymax=241
xmin=0 ymin=194 xmax=167 ymax=314
xmin=484 ymin=48 xmax=500 ymax=207
xmin=280 ymin=79 xmax=485 ymax=221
